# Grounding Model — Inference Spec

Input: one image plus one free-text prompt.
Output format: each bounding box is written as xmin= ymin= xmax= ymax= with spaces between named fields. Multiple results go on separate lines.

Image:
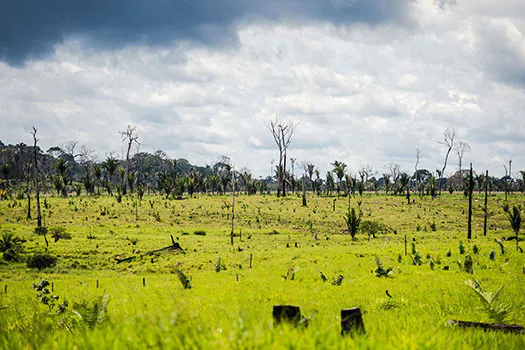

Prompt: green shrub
xmin=360 ymin=220 xmax=391 ymax=239
xmin=459 ymin=241 xmax=465 ymax=255
xmin=49 ymin=226 xmax=71 ymax=242
xmin=27 ymin=253 xmax=57 ymax=270
xmin=464 ymin=255 xmax=473 ymax=274
xmin=34 ymin=226 xmax=48 ymax=236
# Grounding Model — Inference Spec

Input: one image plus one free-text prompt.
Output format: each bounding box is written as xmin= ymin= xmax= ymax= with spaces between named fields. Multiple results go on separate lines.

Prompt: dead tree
xmin=31 ymin=127 xmax=42 ymax=227
xmin=415 ymin=147 xmax=421 ymax=195
xmin=119 ymin=125 xmax=140 ymax=195
xmin=455 ymin=141 xmax=471 ymax=174
xmin=115 ymin=235 xmax=184 ymax=263
xmin=483 ymin=170 xmax=489 ymax=236
xmin=302 ymin=165 xmax=307 ymax=207
xmin=503 ymin=160 xmax=512 ymax=200
xmin=438 ymin=128 xmax=455 ymax=196
xmin=230 ymin=170 xmax=236 ymax=245
xmin=268 ymin=118 xmax=295 ymax=197
xmin=467 ymin=163 xmax=474 ymax=240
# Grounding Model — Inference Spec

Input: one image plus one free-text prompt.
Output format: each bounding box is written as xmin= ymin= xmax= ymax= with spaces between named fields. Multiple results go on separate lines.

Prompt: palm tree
xmin=503 ymin=204 xmax=522 ymax=251
xmin=326 ymin=171 xmax=335 ymax=195
xmin=93 ymin=164 xmax=102 ymax=194
xmin=306 ymin=163 xmax=315 ymax=191
xmin=102 ymin=156 xmax=119 ymax=194
xmin=331 ymin=161 xmax=347 ymax=196
xmin=383 ymin=173 xmax=391 ymax=195
xmin=344 ymin=174 xmax=352 ymax=196
xmin=0 ymin=232 xmax=22 ymax=252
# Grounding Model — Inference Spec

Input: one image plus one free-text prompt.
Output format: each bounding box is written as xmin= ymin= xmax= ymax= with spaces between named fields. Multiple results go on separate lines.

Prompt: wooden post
xmin=341 ymin=307 xmax=366 ymax=336
xmin=96 ymin=280 xmax=99 ymax=289
xmin=143 ymin=277 xmax=146 ymax=287
xmin=249 ymin=254 xmax=253 ymax=268
xmin=404 ymin=234 xmax=407 ymax=256
xmin=273 ymin=305 xmax=301 ymax=326
xmin=483 ymin=170 xmax=488 ymax=236
xmin=51 ymin=282 xmax=54 ymax=292
xmin=236 ymin=274 xmax=239 ymax=282
xmin=4 ymin=285 xmax=6 ymax=294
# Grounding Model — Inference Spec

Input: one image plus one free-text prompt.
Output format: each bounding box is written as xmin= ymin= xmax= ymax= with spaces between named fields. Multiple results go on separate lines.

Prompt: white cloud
xmin=1 ymin=2 xmax=525 ymax=179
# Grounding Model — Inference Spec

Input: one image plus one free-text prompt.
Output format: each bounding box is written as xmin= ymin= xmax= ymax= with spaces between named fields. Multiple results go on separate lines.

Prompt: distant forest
xmin=0 ymin=136 xmax=522 ymax=200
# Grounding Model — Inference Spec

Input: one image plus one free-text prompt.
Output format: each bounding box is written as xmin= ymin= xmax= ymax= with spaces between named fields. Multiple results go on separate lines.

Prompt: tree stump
xmin=341 ymin=307 xmax=366 ymax=336
xmin=273 ymin=305 xmax=302 ymax=327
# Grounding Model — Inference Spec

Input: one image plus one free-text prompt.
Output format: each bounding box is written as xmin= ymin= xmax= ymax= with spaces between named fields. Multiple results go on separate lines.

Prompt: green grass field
xmin=0 ymin=192 xmax=524 ymax=349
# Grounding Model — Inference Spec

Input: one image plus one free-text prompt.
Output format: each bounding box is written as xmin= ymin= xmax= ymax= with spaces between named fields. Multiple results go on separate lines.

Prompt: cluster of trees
xmin=0 ymin=125 xmax=524 ymax=201
xmin=0 ymin=138 xmax=270 ymax=200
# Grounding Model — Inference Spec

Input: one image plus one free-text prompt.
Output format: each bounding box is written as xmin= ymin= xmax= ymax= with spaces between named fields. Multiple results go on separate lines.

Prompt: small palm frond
xmin=72 ymin=295 xmax=110 ymax=329
xmin=465 ymin=280 xmax=511 ymax=323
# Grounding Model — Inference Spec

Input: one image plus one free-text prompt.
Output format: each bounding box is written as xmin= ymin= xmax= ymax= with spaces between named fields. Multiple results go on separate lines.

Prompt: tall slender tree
xmin=331 ymin=161 xmax=347 ymax=196
xmin=268 ymin=117 xmax=295 ymax=197
xmin=30 ymin=127 xmax=42 ymax=227
xmin=119 ymin=125 xmax=140 ymax=195
xmin=438 ymin=128 xmax=455 ymax=196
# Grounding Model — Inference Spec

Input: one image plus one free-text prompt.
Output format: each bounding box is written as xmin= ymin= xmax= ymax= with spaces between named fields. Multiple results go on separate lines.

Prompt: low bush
xmin=27 ymin=253 xmax=57 ymax=270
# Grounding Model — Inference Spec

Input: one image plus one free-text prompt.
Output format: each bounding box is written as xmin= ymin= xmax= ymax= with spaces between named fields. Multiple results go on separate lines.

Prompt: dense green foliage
xmin=0 ymin=192 xmax=524 ymax=349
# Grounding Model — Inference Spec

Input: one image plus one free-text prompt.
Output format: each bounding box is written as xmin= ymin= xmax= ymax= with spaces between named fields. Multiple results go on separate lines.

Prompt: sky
xmin=1 ymin=0 xmax=524 ymax=179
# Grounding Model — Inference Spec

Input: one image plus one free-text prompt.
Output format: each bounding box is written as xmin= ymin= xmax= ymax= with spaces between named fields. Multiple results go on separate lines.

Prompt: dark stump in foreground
xmin=341 ymin=307 xmax=366 ymax=336
xmin=273 ymin=305 xmax=307 ymax=327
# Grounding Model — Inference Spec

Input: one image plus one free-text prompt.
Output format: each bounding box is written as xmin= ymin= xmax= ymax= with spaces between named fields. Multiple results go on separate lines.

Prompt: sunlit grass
xmin=0 ymin=192 xmax=524 ymax=348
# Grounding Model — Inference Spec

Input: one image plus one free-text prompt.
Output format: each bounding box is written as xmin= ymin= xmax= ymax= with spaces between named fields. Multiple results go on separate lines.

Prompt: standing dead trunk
xmin=31 ymin=127 xmax=42 ymax=227
xmin=268 ymin=118 xmax=295 ymax=198
xmin=467 ymin=163 xmax=473 ymax=240
xmin=302 ymin=169 xmax=307 ymax=207
xmin=230 ymin=171 xmax=235 ymax=246
xmin=483 ymin=170 xmax=488 ymax=236
xmin=119 ymin=125 xmax=140 ymax=196
xmin=27 ymin=194 xmax=31 ymax=219
xmin=438 ymin=128 xmax=455 ymax=196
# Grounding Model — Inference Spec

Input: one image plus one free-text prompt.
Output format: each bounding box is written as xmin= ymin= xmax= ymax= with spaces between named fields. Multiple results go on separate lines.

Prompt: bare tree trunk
xmin=467 ymin=163 xmax=473 ymax=240
xmin=282 ymin=145 xmax=287 ymax=197
xmin=268 ymin=118 xmax=295 ymax=198
xmin=31 ymin=127 xmax=42 ymax=227
xmin=27 ymin=193 xmax=31 ymax=219
xmin=119 ymin=125 xmax=140 ymax=196
xmin=302 ymin=169 xmax=307 ymax=207
xmin=508 ymin=159 xmax=512 ymax=195
xmin=483 ymin=170 xmax=488 ymax=236
xmin=230 ymin=171 xmax=235 ymax=246
xmin=277 ymin=162 xmax=282 ymax=197
xmin=438 ymin=129 xmax=455 ymax=196
xmin=415 ymin=147 xmax=421 ymax=196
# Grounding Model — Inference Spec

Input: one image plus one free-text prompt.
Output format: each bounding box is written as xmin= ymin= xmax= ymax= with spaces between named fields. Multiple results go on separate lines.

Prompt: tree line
xmin=0 ymin=125 xmax=523 ymax=201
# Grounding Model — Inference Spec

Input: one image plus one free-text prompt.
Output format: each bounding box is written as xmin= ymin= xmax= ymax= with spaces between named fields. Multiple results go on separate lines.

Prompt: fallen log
xmin=447 ymin=320 xmax=525 ymax=334
xmin=115 ymin=235 xmax=184 ymax=264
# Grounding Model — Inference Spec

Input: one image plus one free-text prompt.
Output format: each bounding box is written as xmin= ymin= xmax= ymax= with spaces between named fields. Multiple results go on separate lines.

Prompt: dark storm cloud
xmin=0 ymin=0 xmax=411 ymax=65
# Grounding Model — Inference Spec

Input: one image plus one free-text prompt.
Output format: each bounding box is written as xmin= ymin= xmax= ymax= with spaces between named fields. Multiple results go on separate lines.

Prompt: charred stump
xmin=341 ymin=307 xmax=366 ymax=336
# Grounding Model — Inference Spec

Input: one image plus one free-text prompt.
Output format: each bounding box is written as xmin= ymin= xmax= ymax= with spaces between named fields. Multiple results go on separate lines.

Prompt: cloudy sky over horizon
xmin=1 ymin=0 xmax=525 ymax=178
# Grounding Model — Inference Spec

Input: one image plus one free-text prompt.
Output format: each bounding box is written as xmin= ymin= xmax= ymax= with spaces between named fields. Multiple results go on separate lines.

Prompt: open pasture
xmin=0 ymin=192 xmax=524 ymax=349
